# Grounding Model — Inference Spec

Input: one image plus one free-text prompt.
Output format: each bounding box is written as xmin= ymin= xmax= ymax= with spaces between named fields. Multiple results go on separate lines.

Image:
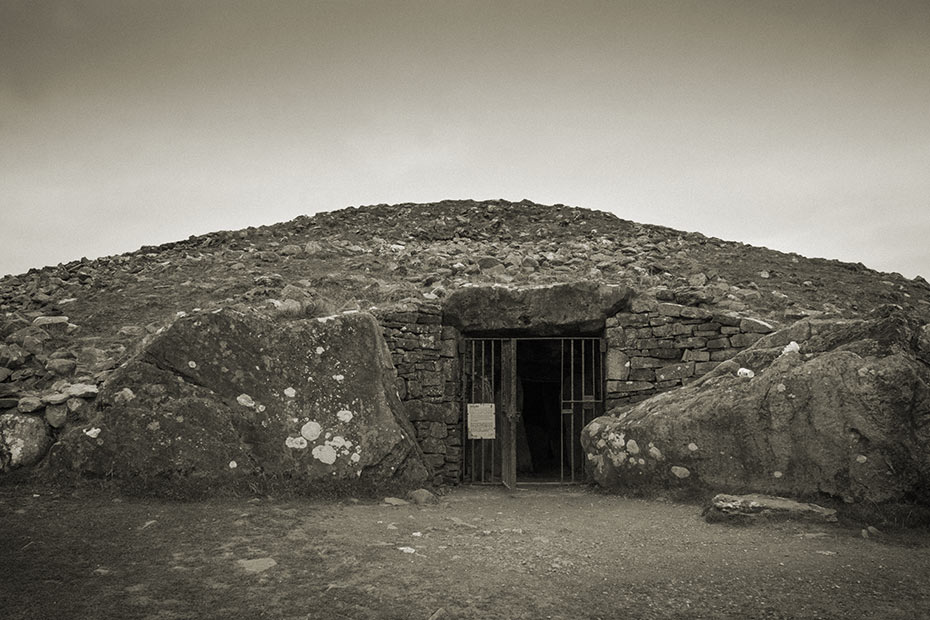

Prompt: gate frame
xmin=460 ymin=335 xmax=606 ymax=486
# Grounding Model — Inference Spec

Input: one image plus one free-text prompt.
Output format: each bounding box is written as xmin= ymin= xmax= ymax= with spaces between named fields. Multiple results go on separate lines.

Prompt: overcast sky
xmin=2 ymin=0 xmax=928 ymax=278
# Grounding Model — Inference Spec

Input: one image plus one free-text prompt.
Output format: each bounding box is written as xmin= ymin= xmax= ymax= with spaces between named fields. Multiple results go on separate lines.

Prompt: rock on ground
xmin=704 ymin=493 xmax=838 ymax=524
xmin=45 ymin=309 xmax=428 ymax=490
xmin=0 ymin=413 xmax=52 ymax=471
xmin=581 ymin=309 xmax=930 ymax=504
xmin=407 ymin=488 xmax=440 ymax=505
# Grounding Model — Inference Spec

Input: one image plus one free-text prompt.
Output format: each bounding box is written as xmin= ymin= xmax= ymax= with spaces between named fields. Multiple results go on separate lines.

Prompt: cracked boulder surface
xmin=44 ymin=309 xmax=427 ymax=490
xmin=582 ymin=308 xmax=930 ymax=504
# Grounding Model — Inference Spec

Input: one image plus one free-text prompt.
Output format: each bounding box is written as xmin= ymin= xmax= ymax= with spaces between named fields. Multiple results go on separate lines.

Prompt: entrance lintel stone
xmin=442 ymin=282 xmax=633 ymax=336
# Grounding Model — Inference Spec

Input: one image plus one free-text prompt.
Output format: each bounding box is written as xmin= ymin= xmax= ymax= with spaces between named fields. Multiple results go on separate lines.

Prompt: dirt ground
xmin=2 ymin=484 xmax=929 ymax=620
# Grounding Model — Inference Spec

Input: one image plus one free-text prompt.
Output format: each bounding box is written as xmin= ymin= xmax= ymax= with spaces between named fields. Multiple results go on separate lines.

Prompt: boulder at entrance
xmin=46 ymin=309 xmax=427 ymax=489
xmin=443 ymin=282 xmax=632 ymax=335
xmin=582 ymin=310 xmax=930 ymax=504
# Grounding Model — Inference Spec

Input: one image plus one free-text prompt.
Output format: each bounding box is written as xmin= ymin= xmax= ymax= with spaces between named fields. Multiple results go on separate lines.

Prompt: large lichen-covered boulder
xmin=443 ymin=282 xmax=632 ymax=335
xmin=1 ymin=413 xmax=52 ymax=471
xmin=45 ymin=309 xmax=427 ymax=489
xmin=582 ymin=309 xmax=930 ymax=504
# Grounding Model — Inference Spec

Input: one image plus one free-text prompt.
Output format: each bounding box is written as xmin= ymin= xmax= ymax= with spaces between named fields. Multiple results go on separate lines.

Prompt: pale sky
xmin=2 ymin=0 xmax=929 ymax=278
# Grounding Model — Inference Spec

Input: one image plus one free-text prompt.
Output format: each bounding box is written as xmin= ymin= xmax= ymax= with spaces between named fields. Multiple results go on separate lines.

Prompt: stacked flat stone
xmin=605 ymin=296 xmax=775 ymax=409
xmin=375 ymin=301 xmax=462 ymax=486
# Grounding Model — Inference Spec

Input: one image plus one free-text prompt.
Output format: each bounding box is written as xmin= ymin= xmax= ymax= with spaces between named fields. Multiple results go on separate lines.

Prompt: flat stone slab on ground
xmin=705 ymin=493 xmax=838 ymax=524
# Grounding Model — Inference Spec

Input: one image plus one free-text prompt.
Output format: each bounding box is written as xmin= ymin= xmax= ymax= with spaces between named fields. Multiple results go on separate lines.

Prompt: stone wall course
xmin=376 ymin=304 xmax=463 ymax=485
xmin=606 ymin=296 xmax=781 ymax=408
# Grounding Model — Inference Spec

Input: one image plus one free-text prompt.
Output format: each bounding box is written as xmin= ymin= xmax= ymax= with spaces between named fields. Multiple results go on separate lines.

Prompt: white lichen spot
xmin=670 ymin=466 xmax=690 ymax=479
xmin=284 ymin=387 xmax=296 ymax=398
xmin=146 ymin=421 xmax=160 ymax=431
xmin=737 ymin=368 xmax=755 ymax=379
xmin=312 ymin=444 xmax=337 ymax=465
xmin=587 ymin=421 xmax=602 ymax=435
xmin=188 ymin=360 xmax=197 ymax=369
xmin=773 ymin=471 xmax=783 ymax=478
xmin=596 ymin=438 xmax=607 ymax=449
xmin=257 ymin=404 xmax=266 ymax=413
xmin=397 ymin=547 xmax=416 ymax=554
xmin=337 ymin=409 xmax=353 ymax=423
xmin=856 ymin=454 xmax=868 ymax=464
xmin=625 ymin=439 xmax=640 ymax=455
xmin=300 ymin=421 xmax=322 ymax=441
xmin=637 ymin=458 xmax=645 ymax=465
xmin=687 ymin=442 xmax=699 ymax=452
xmin=781 ymin=341 xmax=800 ymax=356
xmin=332 ymin=374 xmax=345 ymax=382
xmin=648 ymin=445 xmax=663 ymax=460
xmin=609 ymin=451 xmax=627 ymax=467
xmin=315 ymin=346 xmax=325 ymax=355
xmin=285 ymin=436 xmax=308 ymax=449
xmin=84 ymin=427 xmax=102 ymax=439
xmin=8 ymin=439 xmax=24 ymax=463
xmin=236 ymin=394 xmax=255 ymax=408
xmin=176 ymin=311 xmax=187 ymax=318
xmin=329 ymin=436 xmax=348 ymax=448
xmin=229 ymin=460 xmax=238 ymax=469
xmin=775 ymin=383 xmax=787 ymax=393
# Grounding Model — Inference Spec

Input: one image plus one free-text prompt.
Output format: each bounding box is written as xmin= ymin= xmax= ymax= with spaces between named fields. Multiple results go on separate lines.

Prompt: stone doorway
xmin=461 ymin=336 xmax=605 ymax=486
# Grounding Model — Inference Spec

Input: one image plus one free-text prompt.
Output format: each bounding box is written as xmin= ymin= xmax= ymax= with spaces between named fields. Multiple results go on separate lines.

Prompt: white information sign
xmin=467 ymin=403 xmax=496 ymax=439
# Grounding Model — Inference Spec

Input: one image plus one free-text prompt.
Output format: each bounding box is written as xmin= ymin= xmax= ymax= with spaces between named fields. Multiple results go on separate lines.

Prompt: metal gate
xmin=462 ymin=337 xmax=604 ymax=485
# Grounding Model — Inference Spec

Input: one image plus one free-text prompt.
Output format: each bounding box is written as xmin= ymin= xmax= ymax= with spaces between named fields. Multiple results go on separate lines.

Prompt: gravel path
xmin=2 ymin=485 xmax=928 ymax=619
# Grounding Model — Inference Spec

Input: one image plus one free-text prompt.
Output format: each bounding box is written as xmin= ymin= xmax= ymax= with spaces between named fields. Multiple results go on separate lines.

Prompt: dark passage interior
xmin=515 ymin=340 xmax=563 ymax=479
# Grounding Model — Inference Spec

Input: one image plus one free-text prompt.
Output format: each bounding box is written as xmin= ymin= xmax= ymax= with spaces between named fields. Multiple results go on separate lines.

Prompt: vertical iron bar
xmin=592 ymin=338 xmax=597 ymax=400
xmin=571 ymin=403 xmax=575 ymax=482
xmin=491 ymin=340 xmax=496 ymax=482
xmin=560 ymin=339 xmax=565 ymax=483
xmin=563 ymin=340 xmax=575 ymax=482
xmin=569 ymin=340 xmax=575 ymax=401
xmin=568 ymin=340 xmax=575 ymax=482
xmin=460 ymin=339 xmax=468 ymax=483
xmin=481 ymin=340 xmax=486 ymax=482
xmin=582 ymin=338 xmax=586 ymax=398
xmin=470 ymin=340 xmax=476 ymax=482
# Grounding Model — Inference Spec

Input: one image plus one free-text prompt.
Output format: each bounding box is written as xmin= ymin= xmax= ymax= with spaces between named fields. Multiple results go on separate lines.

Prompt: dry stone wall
xmin=375 ymin=302 xmax=462 ymax=486
xmin=376 ymin=292 xmax=778 ymax=485
xmin=606 ymin=296 xmax=775 ymax=409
